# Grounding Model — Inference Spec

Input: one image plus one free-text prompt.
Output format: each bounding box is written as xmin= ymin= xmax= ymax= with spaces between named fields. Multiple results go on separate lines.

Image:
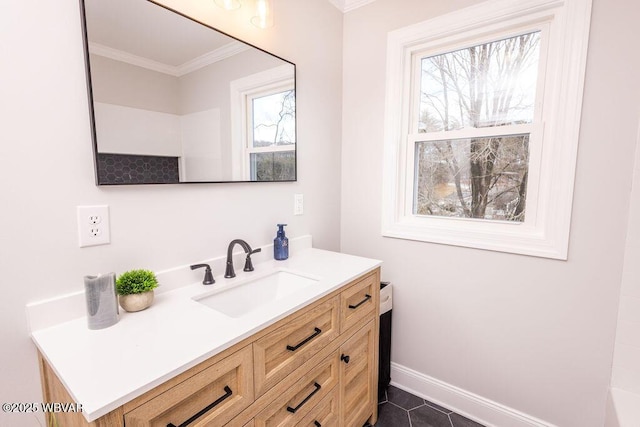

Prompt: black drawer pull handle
xmin=286 ymin=327 xmax=322 ymax=351
xmin=314 ymin=421 xmax=322 ymax=427
xmin=167 ymin=385 xmax=232 ymax=427
xmin=286 ymin=382 xmax=321 ymax=413
xmin=348 ymin=294 xmax=371 ymax=309
xmin=341 ymin=353 xmax=350 ymax=364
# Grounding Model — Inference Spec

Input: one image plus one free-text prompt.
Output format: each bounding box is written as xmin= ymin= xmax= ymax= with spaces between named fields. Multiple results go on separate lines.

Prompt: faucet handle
xmin=243 ymin=248 xmax=262 ymax=272
xmin=190 ymin=263 xmax=215 ymax=285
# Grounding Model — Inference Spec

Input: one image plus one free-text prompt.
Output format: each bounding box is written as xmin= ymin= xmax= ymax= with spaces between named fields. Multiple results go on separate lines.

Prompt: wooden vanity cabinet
xmin=38 ymin=268 xmax=380 ymax=427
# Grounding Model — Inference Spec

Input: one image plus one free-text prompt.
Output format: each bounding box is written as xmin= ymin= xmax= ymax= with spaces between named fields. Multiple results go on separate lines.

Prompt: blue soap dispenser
xmin=274 ymin=224 xmax=289 ymax=260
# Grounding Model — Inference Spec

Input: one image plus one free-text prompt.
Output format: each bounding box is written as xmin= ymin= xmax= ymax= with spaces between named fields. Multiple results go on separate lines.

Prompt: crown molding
xmin=89 ymin=42 xmax=177 ymax=75
xmin=176 ymin=42 xmax=249 ymax=76
xmin=88 ymin=41 xmax=249 ymax=77
xmin=327 ymin=0 xmax=377 ymax=13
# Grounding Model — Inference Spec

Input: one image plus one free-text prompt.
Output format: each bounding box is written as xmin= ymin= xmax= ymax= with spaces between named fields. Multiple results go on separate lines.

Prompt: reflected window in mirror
xmin=248 ymin=86 xmax=295 ymax=181
xmin=230 ymin=64 xmax=296 ymax=182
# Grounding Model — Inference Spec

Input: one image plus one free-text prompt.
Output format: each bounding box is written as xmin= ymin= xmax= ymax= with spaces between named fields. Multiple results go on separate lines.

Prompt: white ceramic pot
xmin=118 ymin=291 xmax=154 ymax=312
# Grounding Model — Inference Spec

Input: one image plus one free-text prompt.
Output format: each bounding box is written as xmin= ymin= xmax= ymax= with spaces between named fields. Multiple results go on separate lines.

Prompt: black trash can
xmin=378 ymin=281 xmax=392 ymax=400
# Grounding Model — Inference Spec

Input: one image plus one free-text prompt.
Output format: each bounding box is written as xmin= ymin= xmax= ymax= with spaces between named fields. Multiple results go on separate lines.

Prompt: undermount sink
xmin=194 ymin=270 xmax=319 ymax=318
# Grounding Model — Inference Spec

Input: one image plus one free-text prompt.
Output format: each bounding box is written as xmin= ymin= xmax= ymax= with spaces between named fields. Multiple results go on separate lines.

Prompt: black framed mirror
xmin=80 ymin=0 xmax=296 ymax=185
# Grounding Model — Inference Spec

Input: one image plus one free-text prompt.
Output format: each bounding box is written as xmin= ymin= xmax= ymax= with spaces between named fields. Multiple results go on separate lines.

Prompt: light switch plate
xmin=294 ymin=194 xmax=304 ymax=215
xmin=77 ymin=205 xmax=110 ymax=247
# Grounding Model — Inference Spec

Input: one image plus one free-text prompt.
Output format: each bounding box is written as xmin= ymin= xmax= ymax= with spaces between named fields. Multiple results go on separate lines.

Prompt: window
xmin=230 ymin=65 xmax=296 ymax=181
xmin=247 ymin=88 xmax=296 ymax=181
xmin=415 ymin=31 xmax=541 ymax=222
xmin=382 ymin=0 xmax=592 ymax=259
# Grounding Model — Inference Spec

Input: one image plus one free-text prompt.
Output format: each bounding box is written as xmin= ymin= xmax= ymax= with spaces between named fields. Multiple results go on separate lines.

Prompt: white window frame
xmin=230 ymin=65 xmax=295 ymax=180
xmin=381 ymin=0 xmax=592 ymax=260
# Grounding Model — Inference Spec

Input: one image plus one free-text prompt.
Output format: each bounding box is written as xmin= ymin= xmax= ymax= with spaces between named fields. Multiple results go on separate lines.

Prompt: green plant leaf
xmin=116 ymin=269 xmax=159 ymax=295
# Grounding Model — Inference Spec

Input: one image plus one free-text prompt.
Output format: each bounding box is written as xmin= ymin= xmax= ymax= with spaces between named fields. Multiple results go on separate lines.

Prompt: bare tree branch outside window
xmin=251 ymin=89 xmax=296 ymax=181
xmin=414 ymin=32 xmax=540 ymax=221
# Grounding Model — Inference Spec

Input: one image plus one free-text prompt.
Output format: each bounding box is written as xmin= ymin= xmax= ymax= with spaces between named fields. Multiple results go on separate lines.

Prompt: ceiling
xmin=85 ymin=0 xmax=234 ymax=67
xmin=84 ymin=0 xmax=378 ymax=72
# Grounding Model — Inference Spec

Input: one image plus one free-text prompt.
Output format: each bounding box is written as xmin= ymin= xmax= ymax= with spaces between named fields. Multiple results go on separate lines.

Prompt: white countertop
xmin=30 ymin=247 xmax=381 ymax=422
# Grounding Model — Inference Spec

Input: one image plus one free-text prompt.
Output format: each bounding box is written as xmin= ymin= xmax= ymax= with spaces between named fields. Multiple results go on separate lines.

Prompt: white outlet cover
xmin=78 ymin=205 xmax=110 ymax=247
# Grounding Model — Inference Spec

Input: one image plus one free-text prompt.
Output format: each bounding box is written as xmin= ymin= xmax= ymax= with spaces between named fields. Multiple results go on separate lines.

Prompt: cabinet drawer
xmin=340 ymin=272 xmax=378 ymax=333
xmin=254 ymin=353 xmax=339 ymax=427
xmin=295 ymin=385 xmax=339 ymax=427
xmin=124 ymin=345 xmax=254 ymax=427
xmin=254 ymin=297 xmax=339 ymax=397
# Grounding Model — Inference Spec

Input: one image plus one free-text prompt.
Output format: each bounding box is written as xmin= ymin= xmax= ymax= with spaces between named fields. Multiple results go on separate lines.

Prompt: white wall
xmin=611 ymin=123 xmax=640 ymax=394
xmin=0 ymin=1 xmax=342 ymax=426
xmin=90 ymin=54 xmax=180 ymax=114
xmin=180 ymin=108 xmax=223 ymax=181
xmin=340 ymin=0 xmax=640 ymax=426
xmin=94 ymin=102 xmax=183 ymax=156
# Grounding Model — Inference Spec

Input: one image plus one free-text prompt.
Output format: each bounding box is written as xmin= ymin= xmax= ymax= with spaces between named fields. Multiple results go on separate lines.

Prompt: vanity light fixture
xmin=214 ymin=0 xmax=241 ymax=10
xmin=251 ymin=0 xmax=274 ymax=29
xmin=213 ymin=0 xmax=274 ymax=29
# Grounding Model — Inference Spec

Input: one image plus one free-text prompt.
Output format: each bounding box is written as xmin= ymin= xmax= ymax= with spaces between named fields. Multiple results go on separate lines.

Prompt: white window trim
xmin=230 ymin=65 xmax=295 ymax=180
xmin=381 ymin=0 xmax=592 ymax=260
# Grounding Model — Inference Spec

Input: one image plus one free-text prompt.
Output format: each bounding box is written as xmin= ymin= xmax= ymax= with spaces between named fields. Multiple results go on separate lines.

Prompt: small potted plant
xmin=116 ymin=269 xmax=159 ymax=312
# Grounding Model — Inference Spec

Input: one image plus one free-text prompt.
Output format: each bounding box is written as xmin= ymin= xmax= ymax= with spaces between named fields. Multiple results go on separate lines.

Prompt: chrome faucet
xmin=224 ymin=239 xmax=262 ymax=278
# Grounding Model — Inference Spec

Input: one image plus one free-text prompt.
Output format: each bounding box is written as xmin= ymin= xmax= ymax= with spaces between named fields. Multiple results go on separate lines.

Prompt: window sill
xmin=382 ymin=215 xmax=568 ymax=259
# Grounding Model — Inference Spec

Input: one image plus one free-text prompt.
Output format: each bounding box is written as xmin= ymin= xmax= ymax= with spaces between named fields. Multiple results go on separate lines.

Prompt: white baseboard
xmin=390 ymin=362 xmax=556 ymax=427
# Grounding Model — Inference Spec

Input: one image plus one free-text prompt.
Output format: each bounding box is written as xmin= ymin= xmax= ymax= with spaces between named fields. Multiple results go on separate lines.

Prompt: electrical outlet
xmin=294 ymin=193 xmax=304 ymax=215
xmin=78 ymin=205 xmax=110 ymax=247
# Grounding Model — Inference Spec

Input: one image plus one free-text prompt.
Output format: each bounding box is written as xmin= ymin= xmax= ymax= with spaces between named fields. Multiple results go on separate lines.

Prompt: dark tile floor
xmin=373 ymin=386 xmax=486 ymax=427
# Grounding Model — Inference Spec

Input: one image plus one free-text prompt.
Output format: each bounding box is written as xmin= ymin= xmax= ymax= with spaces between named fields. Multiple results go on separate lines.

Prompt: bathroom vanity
xmin=31 ymin=248 xmax=381 ymax=426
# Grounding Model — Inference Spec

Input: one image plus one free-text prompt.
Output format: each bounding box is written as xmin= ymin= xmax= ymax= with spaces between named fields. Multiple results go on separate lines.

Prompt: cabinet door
xmin=339 ymin=321 xmax=376 ymax=427
xmin=124 ymin=345 xmax=254 ymax=427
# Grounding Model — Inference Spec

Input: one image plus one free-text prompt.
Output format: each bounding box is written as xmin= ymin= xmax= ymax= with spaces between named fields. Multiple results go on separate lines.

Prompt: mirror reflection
xmin=81 ymin=0 xmax=296 ymax=184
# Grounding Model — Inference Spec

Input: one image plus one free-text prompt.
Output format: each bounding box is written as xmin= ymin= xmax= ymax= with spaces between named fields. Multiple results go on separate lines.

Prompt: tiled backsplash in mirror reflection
xmin=97 ymin=153 xmax=179 ymax=184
